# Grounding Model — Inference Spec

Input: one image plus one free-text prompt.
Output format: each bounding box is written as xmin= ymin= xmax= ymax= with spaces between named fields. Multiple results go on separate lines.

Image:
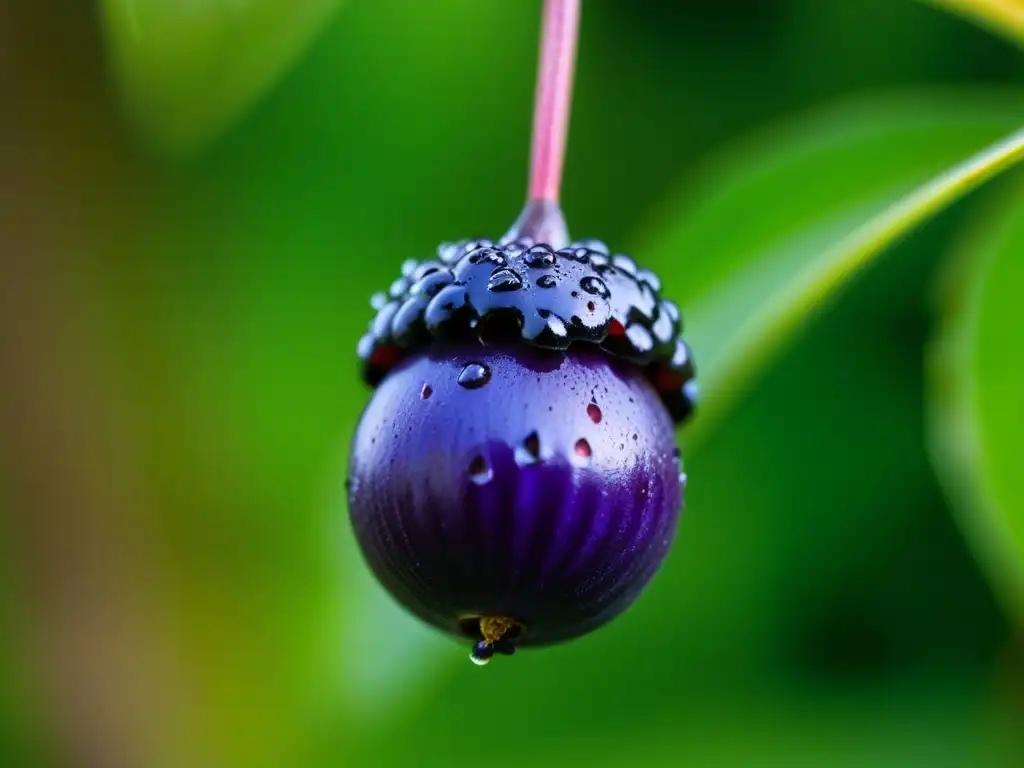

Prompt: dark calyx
xmin=357 ymin=221 xmax=697 ymax=424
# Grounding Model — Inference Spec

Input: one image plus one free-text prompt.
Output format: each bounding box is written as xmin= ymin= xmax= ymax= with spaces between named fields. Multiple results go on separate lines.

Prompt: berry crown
xmin=358 ymin=237 xmax=697 ymax=423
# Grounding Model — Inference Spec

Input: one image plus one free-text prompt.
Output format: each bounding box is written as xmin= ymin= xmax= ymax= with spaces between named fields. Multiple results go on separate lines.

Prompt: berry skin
xmin=349 ymin=236 xmax=695 ymax=662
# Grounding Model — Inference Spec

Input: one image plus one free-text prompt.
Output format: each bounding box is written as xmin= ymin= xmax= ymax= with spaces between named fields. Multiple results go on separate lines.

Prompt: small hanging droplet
xmin=420 ymin=383 xmax=433 ymax=399
xmin=587 ymin=403 xmax=602 ymax=424
xmin=458 ymin=362 xmax=491 ymax=389
xmin=470 ymin=641 xmax=494 ymax=666
xmin=468 ymin=643 xmax=493 ymax=667
xmin=468 ymin=455 xmax=493 ymax=485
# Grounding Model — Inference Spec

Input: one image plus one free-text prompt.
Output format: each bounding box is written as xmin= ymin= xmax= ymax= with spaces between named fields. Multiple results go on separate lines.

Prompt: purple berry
xmin=348 ymin=236 xmax=695 ymax=662
xmin=348 ymin=338 xmax=683 ymax=653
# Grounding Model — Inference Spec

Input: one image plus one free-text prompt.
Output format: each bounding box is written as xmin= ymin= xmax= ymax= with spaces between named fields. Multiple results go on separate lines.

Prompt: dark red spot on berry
xmin=370 ymin=344 xmax=401 ymax=369
xmin=651 ymin=362 xmax=685 ymax=393
xmin=587 ymin=403 xmax=602 ymax=424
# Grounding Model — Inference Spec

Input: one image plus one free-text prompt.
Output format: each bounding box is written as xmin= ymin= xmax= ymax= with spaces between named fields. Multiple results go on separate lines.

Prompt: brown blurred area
xmin=0 ymin=4 xmax=184 ymax=766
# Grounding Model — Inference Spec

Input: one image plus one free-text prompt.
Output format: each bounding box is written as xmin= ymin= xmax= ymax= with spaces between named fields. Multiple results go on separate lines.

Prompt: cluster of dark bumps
xmin=357 ymin=236 xmax=697 ymax=422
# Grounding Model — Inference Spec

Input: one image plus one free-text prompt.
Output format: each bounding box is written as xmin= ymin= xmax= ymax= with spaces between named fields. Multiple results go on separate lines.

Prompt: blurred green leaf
xmin=928 ymin=178 xmax=1024 ymax=621
xmin=100 ymin=0 xmax=342 ymax=154
xmin=921 ymin=0 xmax=1024 ymax=47
xmin=636 ymin=92 xmax=1024 ymax=448
xmin=389 ymin=687 xmax=1014 ymax=768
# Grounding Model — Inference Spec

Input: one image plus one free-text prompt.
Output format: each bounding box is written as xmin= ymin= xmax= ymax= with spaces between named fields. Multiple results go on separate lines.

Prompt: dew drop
xmin=468 ymin=455 xmax=493 ymax=484
xmin=515 ymin=431 xmax=542 ymax=465
xmin=420 ymin=383 xmax=433 ymax=399
xmin=537 ymin=274 xmax=557 ymax=289
xmin=470 ymin=641 xmax=494 ymax=666
xmin=580 ymin=275 xmax=610 ymax=299
xmin=458 ymin=362 xmax=491 ymax=389
xmin=587 ymin=403 xmax=602 ymax=424
xmin=523 ymin=244 xmax=556 ymax=268
xmin=487 ymin=267 xmax=523 ymax=293
xmin=574 ymin=438 xmax=592 ymax=461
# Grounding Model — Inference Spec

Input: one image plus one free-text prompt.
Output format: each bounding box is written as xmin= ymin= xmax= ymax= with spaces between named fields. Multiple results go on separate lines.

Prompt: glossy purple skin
xmin=347 ymin=339 xmax=683 ymax=648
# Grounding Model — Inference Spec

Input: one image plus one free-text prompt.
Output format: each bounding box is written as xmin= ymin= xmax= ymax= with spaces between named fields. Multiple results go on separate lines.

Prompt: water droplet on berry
xmin=458 ymin=362 xmax=491 ymax=389
xmin=487 ymin=267 xmax=523 ymax=292
xmin=587 ymin=403 xmax=602 ymax=424
xmin=470 ymin=247 xmax=506 ymax=266
xmin=523 ymin=245 xmax=556 ymax=268
xmin=537 ymin=274 xmax=557 ymax=288
xmin=515 ymin=431 xmax=542 ymax=465
xmin=468 ymin=455 xmax=492 ymax=484
xmin=580 ymin=276 xmax=610 ymax=299
xmin=420 ymin=384 xmax=433 ymax=399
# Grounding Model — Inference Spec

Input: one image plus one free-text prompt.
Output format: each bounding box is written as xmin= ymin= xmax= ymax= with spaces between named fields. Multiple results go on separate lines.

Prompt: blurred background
xmin=2 ymin=0 xmax=1024 ymax=766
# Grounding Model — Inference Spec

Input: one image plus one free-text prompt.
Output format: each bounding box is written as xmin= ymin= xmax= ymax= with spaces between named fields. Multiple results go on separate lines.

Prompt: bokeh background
xmin=3 ymin=1 xmax=1024 ymax=766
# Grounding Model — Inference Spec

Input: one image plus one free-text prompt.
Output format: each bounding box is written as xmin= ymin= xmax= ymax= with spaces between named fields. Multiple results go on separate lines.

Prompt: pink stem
xmin=527 ymin=0 xmax=581 ymax=204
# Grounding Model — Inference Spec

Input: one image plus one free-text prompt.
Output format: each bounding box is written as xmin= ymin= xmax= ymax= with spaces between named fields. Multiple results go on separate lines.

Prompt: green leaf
xmin=100 ymin=0 xmax=342 ymax=155
xmin=920 ymin=0 xmax=1024 ymax=48
xmin=928 ymin=178 xmax=1024 ymax=620
xmin=635 ymin=91 xmax=1024 ymax=450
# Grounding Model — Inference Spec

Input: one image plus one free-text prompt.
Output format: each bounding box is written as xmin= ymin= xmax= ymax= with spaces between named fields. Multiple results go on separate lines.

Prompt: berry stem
xmin=504 ymin=0 xmax=580 ymax=249
xmin=527 ymin=0 xmax=581 ymax=205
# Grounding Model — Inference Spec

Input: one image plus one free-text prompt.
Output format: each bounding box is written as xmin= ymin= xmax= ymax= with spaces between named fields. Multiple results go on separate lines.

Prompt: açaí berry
xmin=348 ymin=235 xmax=696 ymax=664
